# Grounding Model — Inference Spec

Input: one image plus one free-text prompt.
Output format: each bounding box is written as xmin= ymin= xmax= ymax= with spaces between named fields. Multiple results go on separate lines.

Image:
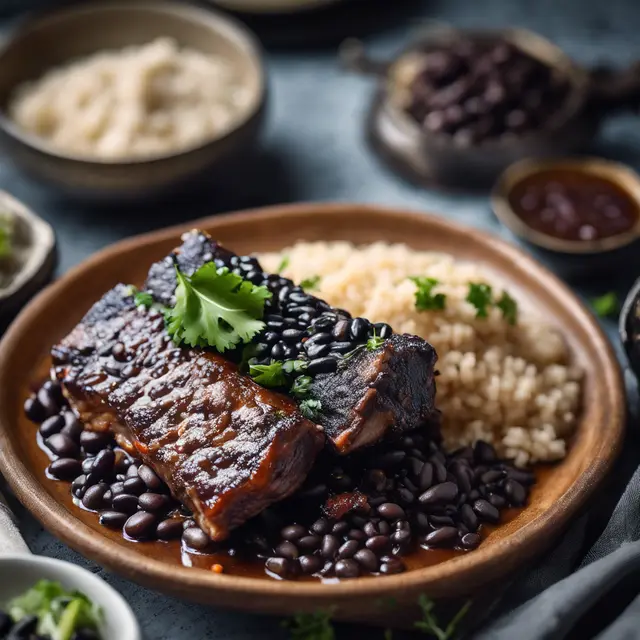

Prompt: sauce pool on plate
xmin=508 ymin=168 xmax=639 ymax=241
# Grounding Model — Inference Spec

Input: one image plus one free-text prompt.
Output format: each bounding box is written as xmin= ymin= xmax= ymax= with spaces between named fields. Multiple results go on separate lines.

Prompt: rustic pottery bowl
xmin=341 ymin=26 xmax=640 ymax=189
xmin=492 ymin=157 xmax=640 ymax=278
xmin=0 ymin=204 xmax=624 ymax=626
xmin=0 ymin=0 xmax=267 ymax=202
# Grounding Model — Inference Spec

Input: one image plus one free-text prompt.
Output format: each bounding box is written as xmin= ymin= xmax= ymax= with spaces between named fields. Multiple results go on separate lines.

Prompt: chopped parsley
xmin=249 ymin=361 xmax=288 ymax=387
xmin=290 ymin=375 xmax=312 ymax=398
xmin=496 ymin=290 xmax=518 ymax=325
xmin=591 ymin=292 xmax=619 ymax=318
xmin=134 ymin=291 xmax=155 ymax=309
xmin=366 ymin=329 xmax=385 ymax=351
xmin=283 ymin=359 xmax=308 ymax=375
xmin=165 ymin=262 xmax=271 ymax=353
xmin=282 ymin=610 xmax=334 ymax=640
xmin=466 ymin=283 xmax=493 ymax=318
xmin=277 ymin=255 xmax=290 ymax=273
xmin=410 ymin=277 xmax=446 ymax=311
xmin=414 ymin=595 xmax=471 ymax=640
xmin=300 ymin=275 xmax=321 ymax=291
xmin=299 ymin=398 xmax=322 ymax=420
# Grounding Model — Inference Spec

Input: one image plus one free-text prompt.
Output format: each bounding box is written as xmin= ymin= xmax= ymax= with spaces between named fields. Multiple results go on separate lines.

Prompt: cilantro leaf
xmin=496 ymin=291 xmax=518 ymax=325
xmin=249 ymin=361 xmax=287 ymax=387
xmin=591 ymin=292 xmax=619 ymax=318
xmin=283 ymin=360 xmax=308 ymax=374
xmin=283 ymin=610 xmax=335 ymax=640
xmin=277 ymin=255 xmax=290 ymax=273
xmin=0 ymin=213 xmax=13 ymax=260
xmin=300 ymin=275 xmax=321 ymax=291
xmin=291 ymin=375 xmax=312 ymax=398
xmin=299 ymin=398 xmax=322 ymax=420
xmin=466 ymin=283 xmax=493 ymax=318
xmin=366 ymin=329 xmax=385 ymax=351
xmin=410 ymin=277 xmax=446 ymax=311
xmin=134 ymin=291 xmax=155 ymax=309
xmin=166 ymin=263 xmax=271 ymax=352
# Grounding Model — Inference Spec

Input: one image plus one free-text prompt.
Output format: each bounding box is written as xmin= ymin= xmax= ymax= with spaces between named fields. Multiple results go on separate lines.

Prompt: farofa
xmin=260 ymin=241 xmax=582 ymax=467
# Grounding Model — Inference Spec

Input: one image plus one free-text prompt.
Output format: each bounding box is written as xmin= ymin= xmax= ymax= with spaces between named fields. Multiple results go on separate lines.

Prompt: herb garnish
xmin=496 ymin=290 xmax=518 ymax=325
xmin=166 ymin=263 xmax=271 ymax=353
xmin=134 ymin=291 xmax=155 ymax=309
xmin=300 ymin=398 xmax=322 ymax=420
xmin=591 ymin=292 xmax=619 ymax=318
xmin=366 ymin=329 xmax=385 ymax=351
xmin=0 ymin=213 xmax=13 ymax=260
xmin=414 ymin=595 xmax=471 ymax=640
xmin=466 ymin=283 xmax=493 ymax=318
xmin=300 ymin=275 xmax=321 ymax=291
xmin=282 ymin=610 xmax=335 ymax=640
xmin=277 ymin=255 xmax=290 ymax=273
xmin=291 ymin=375 xmax=313 ymax=398
xmin=410 ymin=277 xmax=447 ymax=311
xmin=283 ymin=360 xmax=308 ymax=375
xmin=249 ymin=361 xmax=288 ymax=388
xmin=8 ymin=580 xmax=102 ymax=640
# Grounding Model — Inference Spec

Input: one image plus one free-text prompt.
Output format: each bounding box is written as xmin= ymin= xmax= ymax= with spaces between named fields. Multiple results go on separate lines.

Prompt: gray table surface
xmin=3 ymin=0 xmax=640 ymax=638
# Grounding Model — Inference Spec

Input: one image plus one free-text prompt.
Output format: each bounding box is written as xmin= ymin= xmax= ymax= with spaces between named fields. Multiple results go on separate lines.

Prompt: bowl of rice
xmin=0 ymin=1 xmax=266 ymax=201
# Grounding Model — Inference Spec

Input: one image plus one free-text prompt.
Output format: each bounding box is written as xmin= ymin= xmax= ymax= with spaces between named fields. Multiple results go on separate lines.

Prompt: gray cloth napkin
xmin=0 ymin=487 xmax=30 ymax=554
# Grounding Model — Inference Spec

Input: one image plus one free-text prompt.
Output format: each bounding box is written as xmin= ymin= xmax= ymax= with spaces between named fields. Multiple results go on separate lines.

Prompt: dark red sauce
xmin=508 ymin=168 xmax=639 ymax=241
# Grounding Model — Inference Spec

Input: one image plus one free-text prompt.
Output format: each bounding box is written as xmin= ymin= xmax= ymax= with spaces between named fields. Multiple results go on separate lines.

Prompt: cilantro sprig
xmin=410 ymin=277 xmax=446 ymax=311
xmin=249 ymin=361 xmax=288 ymax=387
xmin=366 ymin=328 xmax=385 ymax=351
xmin=467 ymin=283 xmax=518 ymax=325
xmin=299 ymin=398 xmax=322 ymax=420
xmin=591 ymin=292 xmax=619 ymax=318
xmin=283 ymin=609 xmax=335 ymax=640
xmin=300 ymin=275 xmax=321 ymax=291
xmin=277 ymin=255 xmax=290 ymax=273
xmin=414 ymin=595 xmax=471 ymax=640
xmin=166 ymin=263 xmax=271 ymax=353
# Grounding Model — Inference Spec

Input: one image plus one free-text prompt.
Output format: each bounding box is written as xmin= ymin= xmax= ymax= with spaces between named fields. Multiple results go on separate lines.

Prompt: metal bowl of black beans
xmin=341 ymin=27 xmax=640 ymax=189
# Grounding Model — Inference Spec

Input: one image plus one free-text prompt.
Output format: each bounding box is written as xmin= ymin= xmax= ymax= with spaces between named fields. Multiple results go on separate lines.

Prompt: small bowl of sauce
xmin=492 ymin=158 xmax=640 ymax=274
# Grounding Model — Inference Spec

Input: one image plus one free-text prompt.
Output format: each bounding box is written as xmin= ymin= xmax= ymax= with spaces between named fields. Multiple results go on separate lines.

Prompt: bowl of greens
xmin=0 ymin=555 xmax=140 ymax=640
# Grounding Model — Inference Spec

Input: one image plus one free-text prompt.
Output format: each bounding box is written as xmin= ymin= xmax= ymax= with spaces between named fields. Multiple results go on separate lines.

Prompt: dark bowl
xmin=0 ymin=0 xmax=267 ymax=202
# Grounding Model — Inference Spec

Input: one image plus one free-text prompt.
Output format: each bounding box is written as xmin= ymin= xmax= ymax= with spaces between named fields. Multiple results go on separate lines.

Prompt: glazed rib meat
xmin=144 ymin=230 xmax=439 ymax=454
xmin=51 ymin=285 xmax=324 ymax=541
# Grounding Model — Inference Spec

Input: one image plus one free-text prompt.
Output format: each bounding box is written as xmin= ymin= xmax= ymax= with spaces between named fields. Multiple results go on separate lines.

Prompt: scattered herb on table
xmin=277 ymin=255 xmax=290 ymax=273
xmin=249 ymin=361 xmax=288 ymax=388
xmin=591 ymin=292 xmax=619 ymax=318
xmin=166 ymin=262 xmax=271 ymax=352
xmin=496 ymin=290 xmax=518 ymax=325
xmin=134 ymin=290 xmax=155 ymax=310
xmin=366 ymin=329 xmax=385 ymax=351
xmin=6 ymin=579 xmax=102 ymax=640
xmin=466 ymin=283 xmax=493 ymax=318
xmin=283 ymin=610 xmax=335 ymax=640
xmin=414 ymin=595 xmax=471 ymax=640
xmin=410 ymin=277 xmax=447 ymax=311
xmin=300 ymin=275 xmax=321 ymax=291
xmin=300 ymin=398 xmax=322 ymax=420
xmin=290 ymin=375 xmax=313 ymax=398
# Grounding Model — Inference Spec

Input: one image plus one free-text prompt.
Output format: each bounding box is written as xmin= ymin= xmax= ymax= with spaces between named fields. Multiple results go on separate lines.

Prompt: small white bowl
xmin=0 ymin=554 xmax=141 ymax=640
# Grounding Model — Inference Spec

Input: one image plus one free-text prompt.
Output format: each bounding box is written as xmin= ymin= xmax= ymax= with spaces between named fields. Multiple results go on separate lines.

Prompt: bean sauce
xmin=508 ymin=169 xmax=639 ymax=241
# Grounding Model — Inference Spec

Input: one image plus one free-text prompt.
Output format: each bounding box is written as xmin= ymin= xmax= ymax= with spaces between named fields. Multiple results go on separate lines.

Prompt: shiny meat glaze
xmin=143 ymin=229 xmax=439 ymax=454
xmin=51 ymin=285 xmax=324 ymax=541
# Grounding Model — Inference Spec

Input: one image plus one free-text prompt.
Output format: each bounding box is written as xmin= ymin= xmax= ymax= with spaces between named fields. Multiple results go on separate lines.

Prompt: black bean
xmin=414 ymin=512 xmax=430 ymax=531
xmin=506 ymin=467 xmax=535 ymax=485
xmin=378 ymin=521 xmax=392 ymax=536
xmin=126 ymin=464 xmax=140 ymax=478
xmin=82 ymin=483 xmax=109 ymax=511
xmin=124 ymin=511 xmax=158 ymax=540
xmin=289 ymin=292 xmax=310 ymax=304
xmin=430 ymin=515 xmax=455 ymax=527
xmin=153 ymin=518 xmax=182 ymax=541
xmin=353 ymin=548 xmax=378 ymax=572
xmin=24 ymin=396 xmax=46 ymax=423
xmin=407 ymin=457 xmax=425 ymax=477
xmin=366 ymin=535 xmax=391 ymax=553
xmin=299 ymin=555 xmax=324 ymax=575
xmin=123 ymin=477 xmax=146 ymax=496
xmin=380 ymin=558 xmax=405 ymax=575
xmin=366 ymin=469 xmax=387 ymax=492
xmin=460 ymin=504 xmax=479 ymax=532
xmin=39 ymin=414 xmax=65 ymax=438
xmin=505 ymin=479 xmax=527 ymax=506
xmin=488 ymin=494 xmax=507 ymax=509
xmin=330 ymin=341 xmax=355 ymax=354
xmin=281 ymin=524 xmax=307 ymax=541
xmin=418 ymin=481 xmax=458 ymax=505
xmin=376 ymin=450 xmax=406 ymax=468
xmin=335 ymin=559 xmax=360 ymax=578
xmin=390 ymin=529 xmax=411 ymax=546
xmin=461 ymin=533 xmax=481 ymax=549
xmin=473 ymin=499 xmax=500 ymax=523
xmin=433 ymin=460 xmax=448 ymax=484
xmin=374 ymin=322 xmax=393 ymax=338
xmin=282 ymin=329 xmax=304 ymax=343
xmin=266 ymin=557 xmax=296 ymax=578
xmin=349 ymin=318 xmax=369 ymax=341
xmin=332 ymin=320 xmax=350 ymax=341
xmin=425 ymin=526 xmax=459 ymax=546
xmin=37 ymin=386 xmax=60 ymax=417
xmin=306 ymin=357 xmax=338 ymax=375
xmin=183 ymin=518 xmax=197 ymax=530
xmin=377 ymin=503 xmax=406 ymax=521
xmin=92 ymin=449 xmax=115 ymax=479
xmin=112 ymin=494 xmax=139 ymax=515
xmin=395 ymin=520 xmax=410 ymax=532
xmin=419 ymin=462 xmax=434 ymax=490
xmin=474 ymin=440 xmax=497 ymax=463
xmin=61 ymin=421 xmax=84 ymax=442
xmin=99 ymin=511 xmax=128 ymax=529
xmin=270 ymin=342 xmax=286 ymax=360
xmin=48 ymin=458 xmax=82 ymax=481
xmin=80 ymin=431 xmax=113 ymax=454
xmin=337 ymin=540 xmax=360 ymax=559
xmin=72 ymin=475 xmax=87 ymax=499
xmin=310 ymin=518 xmax=332 ymax=536
xmin=276 ymin=541 xmax=300 ymax=560
xmin=321 ymin=534 xmax=340 ymax=559
xmin=481 ymin=470 xmax=505 ymax=484
xmin=331 ymin=521 xmax=349 ymax=536
xmin=110 ymin=481 xmax=126 ymax=498
xmin=298 ymin=536 xmax=321 ymax=551
xmin=45 ymin=433 xmax=78 ymax=458
xmin=305 ymin=342 xmax=330 ymax=359
xmin=364 ymin=521 xmax=379 ymax=537
xmin=138 ymin=465 xmax=163 ymax=491
xmin=138 ymin=492 xmax=171 ymax=513
xmin=305 ymin=332 xmax=331 ymax=347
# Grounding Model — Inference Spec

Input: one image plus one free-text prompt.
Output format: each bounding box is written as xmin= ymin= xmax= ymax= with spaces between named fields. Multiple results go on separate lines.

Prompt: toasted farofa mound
xmin=260 ymin=242 xmax=583 ymax=468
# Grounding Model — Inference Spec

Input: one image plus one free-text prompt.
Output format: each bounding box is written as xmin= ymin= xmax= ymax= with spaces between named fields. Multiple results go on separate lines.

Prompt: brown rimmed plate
xmin=0 ymin=203 xmax=625 ymax=624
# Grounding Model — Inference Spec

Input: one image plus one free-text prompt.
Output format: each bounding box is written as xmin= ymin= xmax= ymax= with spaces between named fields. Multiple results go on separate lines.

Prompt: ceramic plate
xmin=0 ymin=204 xmax=625 ymax=624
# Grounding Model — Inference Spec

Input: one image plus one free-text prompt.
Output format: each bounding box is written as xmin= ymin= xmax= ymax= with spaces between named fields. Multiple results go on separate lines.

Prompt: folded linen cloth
xmin=0 ymin=486 xmax=30 ymax=554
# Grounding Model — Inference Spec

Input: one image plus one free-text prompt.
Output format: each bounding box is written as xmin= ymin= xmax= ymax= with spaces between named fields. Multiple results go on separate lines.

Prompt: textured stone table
xmin=3 ymin=0 xmax=640 ymax=638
